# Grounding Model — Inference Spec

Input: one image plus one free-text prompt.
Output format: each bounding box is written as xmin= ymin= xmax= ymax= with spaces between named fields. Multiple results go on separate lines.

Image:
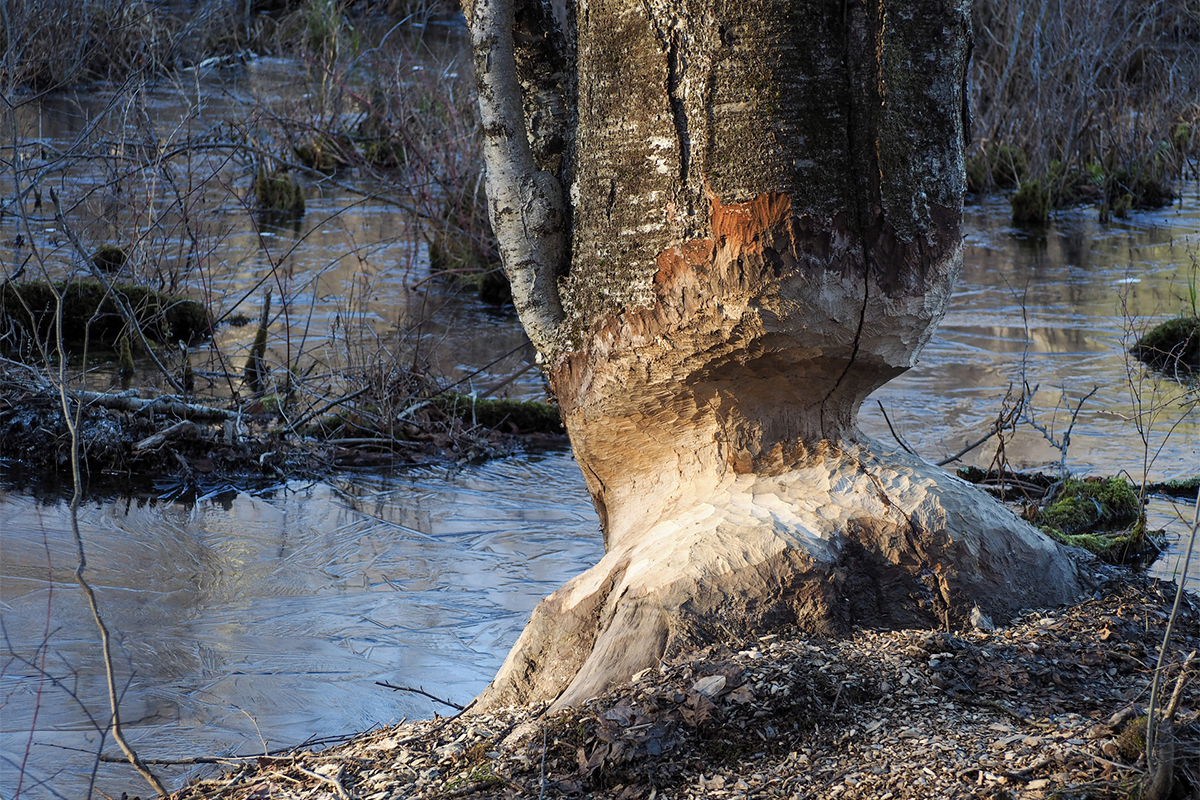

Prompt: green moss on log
xmin=431 ymin=393 xmax=562 ymax=434
xmin=1048 ymin=528 xmax=1163 ymax=565
xmin=1146 ymin=476 xmax=1200 ymax=498
xmin=0 ymin=280 xmax=211 ymax=347
xmin=1035 ymin=477 xmax=1162 ymax=564
xmin=1132 ymin=316 xmax=1199 ymax=371
xmin=1039 ymin=477 xmax=1140 ymax=535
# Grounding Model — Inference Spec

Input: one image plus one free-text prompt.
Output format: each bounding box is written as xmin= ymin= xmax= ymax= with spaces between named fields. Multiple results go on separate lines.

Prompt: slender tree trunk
xmin=466 ymin=0 xmax=1086 ymax=711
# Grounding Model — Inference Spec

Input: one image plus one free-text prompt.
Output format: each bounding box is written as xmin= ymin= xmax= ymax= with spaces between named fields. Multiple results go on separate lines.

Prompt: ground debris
xmin=165 ymin=573 xmax=1200 ymax=800
xmin=0 ymin=363 xmax=564 ymax=492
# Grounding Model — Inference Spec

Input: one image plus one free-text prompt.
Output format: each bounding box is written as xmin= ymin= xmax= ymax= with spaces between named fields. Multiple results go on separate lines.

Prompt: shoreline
xmin=158 ymin=567 xmax=1198 ymax=800
xmin=0 ymin=364 xmax=567 ymax=494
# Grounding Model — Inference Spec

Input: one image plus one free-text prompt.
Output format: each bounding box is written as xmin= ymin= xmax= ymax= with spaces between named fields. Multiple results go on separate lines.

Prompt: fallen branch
xmin=325 ymin=438 xmax=414 ymax=448
xmin=133 ymin=420 xmax=200 ymax=452
xmin=73 ymin=390 xmax=238 ymax=422
xmin=295 ymin=764 xmax=353 ymax=800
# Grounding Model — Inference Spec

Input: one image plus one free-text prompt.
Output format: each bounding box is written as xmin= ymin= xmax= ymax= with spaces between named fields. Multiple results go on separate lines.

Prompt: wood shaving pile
xmin=165 ymin=570 xmax=1200 ymax=800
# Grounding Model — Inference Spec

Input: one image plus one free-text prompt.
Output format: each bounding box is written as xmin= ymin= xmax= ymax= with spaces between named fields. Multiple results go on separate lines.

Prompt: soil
xmin=147 ymin=566 xmax=1200 ymax=800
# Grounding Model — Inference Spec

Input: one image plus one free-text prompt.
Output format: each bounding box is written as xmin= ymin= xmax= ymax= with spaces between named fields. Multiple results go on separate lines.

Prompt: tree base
xmin=475 ymin=441 xmax=1089 ymax=711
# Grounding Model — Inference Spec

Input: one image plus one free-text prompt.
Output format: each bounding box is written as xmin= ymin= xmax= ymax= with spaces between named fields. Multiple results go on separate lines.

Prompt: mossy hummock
xmin=430 ymin=393 xmax=562 ymax=434
xmin=91 ymin=243 xmax=129 ymax=273
xmin=0 ymin=280 xmax=211 ymax=348
xmin=1132 ymin=316 xmax=1200 ymax=372
xmin=1035 ymin=477 xmax=1162 ymax=564
xmin=253 ymin=167 xmax=306 ymax=216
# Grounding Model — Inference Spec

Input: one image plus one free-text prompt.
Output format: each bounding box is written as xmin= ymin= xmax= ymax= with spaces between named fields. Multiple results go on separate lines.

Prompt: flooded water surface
xmin=1 ymin=45 xmax=1198 ymax=800
xmin=1 ymin=456 xmax=601 ymax=796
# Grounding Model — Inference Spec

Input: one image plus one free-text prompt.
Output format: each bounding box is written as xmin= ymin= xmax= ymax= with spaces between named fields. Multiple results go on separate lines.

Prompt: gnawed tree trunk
xmin=465 ymin=0 xmax=1087 ymax=711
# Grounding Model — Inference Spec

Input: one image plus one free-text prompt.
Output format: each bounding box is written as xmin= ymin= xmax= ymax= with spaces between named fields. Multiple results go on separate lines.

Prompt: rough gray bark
xmin=466 ymin=0 xmax=1087 ymax=711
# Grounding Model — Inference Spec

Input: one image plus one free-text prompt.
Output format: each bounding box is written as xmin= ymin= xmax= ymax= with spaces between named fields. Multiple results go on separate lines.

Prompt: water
xmin=2 ymin=50 xmax=1199 ymax=800
xmin=863 ymin=195 xmax=1200 ymax=482
xmin=1 ymin=456 xmax=601 ymax=796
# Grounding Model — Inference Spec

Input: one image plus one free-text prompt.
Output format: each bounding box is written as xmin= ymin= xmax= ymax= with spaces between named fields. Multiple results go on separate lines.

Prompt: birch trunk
xmin=466 ymin=0 xmax=1086 ymax=711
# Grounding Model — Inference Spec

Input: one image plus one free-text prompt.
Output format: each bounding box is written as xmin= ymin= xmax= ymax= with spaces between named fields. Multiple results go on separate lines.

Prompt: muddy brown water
xmin=2 ymin=55 xmax=1199 ymax=799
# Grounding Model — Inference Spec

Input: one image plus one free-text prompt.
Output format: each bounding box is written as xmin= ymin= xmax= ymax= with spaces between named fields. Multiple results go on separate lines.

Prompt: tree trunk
xmin=466 ymin=0 xmax=1087 ymax=711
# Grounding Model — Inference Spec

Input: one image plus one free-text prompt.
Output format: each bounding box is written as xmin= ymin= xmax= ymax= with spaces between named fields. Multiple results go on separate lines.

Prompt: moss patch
xmin=1038 ymin=477 xmax=1140 ymax=535
xmin=1035 ymin=477 xmax=1162 ymax=564
xmin=92 ymin=243 xmax=128 ymax=273
xmin=0 ymin=280 xmax=211 ymax=348
xmin=1104 ymin=148 xmax=1178 ymax=214
xmin=1147 ymin=475 xmax=1200 ymax=498
xmin=1011 ymin=177 xmax=1053 ymax=224
xmin=253 ymin=167 xmax=306 ymax=216
xmin=1007 ymin=148 xmax=1179 ymax=224
xmin=1115 ymin=715 xmax=1148 ymax=762
xmin=431 ymin=393 xmax=562 ymax=434
xmin=1049 ymin=528 xmax=1163 ymax=565
xmin=1132 ymin=316 xmax=1199 ymax=372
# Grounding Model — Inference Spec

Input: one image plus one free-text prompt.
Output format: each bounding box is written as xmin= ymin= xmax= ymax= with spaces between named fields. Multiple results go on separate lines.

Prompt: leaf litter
xmin=162 ymin=567 xmax=1200 ymax=800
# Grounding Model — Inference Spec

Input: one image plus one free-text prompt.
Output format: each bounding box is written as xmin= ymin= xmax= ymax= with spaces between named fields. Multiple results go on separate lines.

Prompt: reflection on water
xmin=861 ymin=194 xmax=1199 ymax=483
xmin=0 ymin=39 xmax=544 ymax=404
xmin=0 ymin=455 xmax=600 ymax=797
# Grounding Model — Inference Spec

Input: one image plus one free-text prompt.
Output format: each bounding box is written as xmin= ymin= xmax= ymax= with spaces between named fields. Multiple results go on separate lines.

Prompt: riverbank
xmin=158 ymin=566 xmax=1198 ymax=800
xmin=0 ymin=360 xmax=566 ymax=492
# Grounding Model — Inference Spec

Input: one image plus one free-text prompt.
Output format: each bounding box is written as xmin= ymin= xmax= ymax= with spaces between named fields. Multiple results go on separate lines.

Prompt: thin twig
xmin=438 ymin=342 xmax=530 ymax=395
xmin=284 ymin=385 xmax=372 ymax=434
xmin=479 ymin=361 xmax=537 ymax=399
xmin=53 ymin=288 xmax=167 ymax=796
xmin=1146 ymin=486 xmax=1200 ymax=771
xmin=394 ymin=699 xmax=478 ymax=748
xmin=936 ymin=425 xmax=1005 ymax=467
xmin=375 ymin=682 xmax=466 ymax=710
xmin=295 ymin=764 xmax=354 ymax=800
xmin=876 ymin=401 xmax=917 ymax=456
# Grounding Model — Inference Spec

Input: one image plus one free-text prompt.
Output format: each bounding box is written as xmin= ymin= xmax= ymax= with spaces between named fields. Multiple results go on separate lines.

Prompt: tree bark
xmin=466 ymin=0 xmax=1087 ymax=711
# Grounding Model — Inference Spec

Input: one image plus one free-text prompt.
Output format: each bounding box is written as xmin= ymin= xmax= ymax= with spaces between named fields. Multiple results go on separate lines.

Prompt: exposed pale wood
xmin=132 ymin=419 xmax=200 ymax=451
xmin=467 ymin=0 xmax=1086 ymax=711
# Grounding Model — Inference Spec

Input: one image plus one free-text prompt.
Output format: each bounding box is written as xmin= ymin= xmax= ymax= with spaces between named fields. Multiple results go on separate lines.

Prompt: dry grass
xmin=970 ymin=0 xmax=1200 ymax=217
